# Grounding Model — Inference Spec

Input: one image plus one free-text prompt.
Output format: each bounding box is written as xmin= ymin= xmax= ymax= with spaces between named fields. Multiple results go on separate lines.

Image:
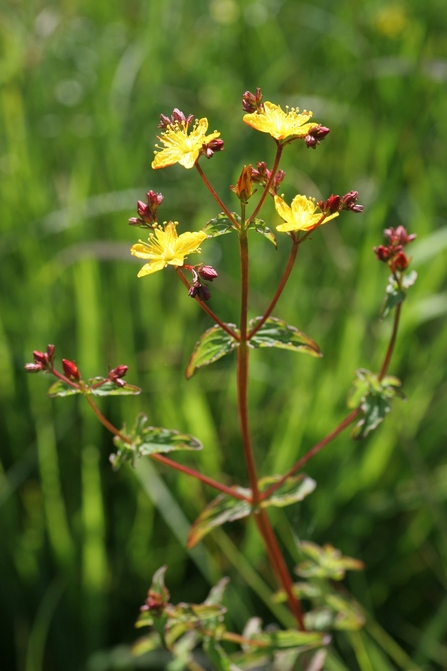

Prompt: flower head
xmin=152 ymin=118 xmax=221 ymax=170
xmin=274 ymin=194 xmax=339 ymax=233
xmin=243 ymin=101 xmax=317 ymax=141
xmin=130 ymin=222 xmax=207 ymax=277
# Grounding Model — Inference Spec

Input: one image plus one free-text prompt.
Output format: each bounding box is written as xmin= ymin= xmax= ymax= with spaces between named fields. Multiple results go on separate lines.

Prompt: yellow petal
xmin=137 ymin=259 xmax=167 ymax=277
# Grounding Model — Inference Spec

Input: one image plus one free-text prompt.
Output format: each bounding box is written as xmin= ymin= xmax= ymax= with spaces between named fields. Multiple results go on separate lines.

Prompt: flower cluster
xmin=24 ymin=344 xmax=55 ymax=373
xmin=129 ymin=190 xmax=164 ymax=229
xmin=186 ymin=264 xmax=218 ymax=302
xmin=374 ymin=225 xmax=416 ymax=273
xmin=274 ymin=194 xmax=339 ymax=233
xmin=318 ymin=191 xmax=364 ymax=216
xmin=251 ymin=161 xmax=286 ymax=195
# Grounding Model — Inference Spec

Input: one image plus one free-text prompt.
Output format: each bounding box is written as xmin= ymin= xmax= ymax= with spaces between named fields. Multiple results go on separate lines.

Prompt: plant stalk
xmin=195 ymin=162 xmax=240 ymax=229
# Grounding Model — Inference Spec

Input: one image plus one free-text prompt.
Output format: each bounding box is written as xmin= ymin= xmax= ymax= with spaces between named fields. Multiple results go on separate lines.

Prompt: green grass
xmin=1 ymin=0 xmax=447 ymax=668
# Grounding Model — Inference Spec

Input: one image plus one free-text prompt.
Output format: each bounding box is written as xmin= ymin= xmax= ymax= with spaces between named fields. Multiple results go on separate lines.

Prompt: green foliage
xmin=248 ymin=317 xmax=322 ymax=357
xmin=186 ymin=324 xmax=240 ymax=378
xmin=111 ymin=413 xmax=202 ymax=469
xmin=47 ymin=378 xmax=141 ymax=397
xmin=248 ymin=218 xmax=278 ymax=248
xmin=203 ymin=212 xmax=238 ymax=238
xmin=380 ymin=271 xmax=417 ymax=319
xmin=348 ymin=369 xmax=405 ymax=439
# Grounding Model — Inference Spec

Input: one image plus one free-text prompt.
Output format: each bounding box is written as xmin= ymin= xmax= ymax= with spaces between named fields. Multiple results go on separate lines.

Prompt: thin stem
xmin=248 ymin=237 xmax=299 ymax=339
xmin=83 ymin=394 xmax=250 ymax=502
xmin=247 ymin=143 xmax=283 ymax=225
xmin=175 ymin=268 xmax=240 ymax=340
xmin=260 ymin=409 xmax=360 ymax=501
xmin=378 ymin=302 xmax=402 ymax=381
xmin=256 ymin=509 xmax=306 ymax=630
xmin=195 ymin=162 xmax=240 ymax=229
xmin=237 ymin=226 xmax=305 ymax=629
xmin=51 ymin=368 xmax=81 ymax=390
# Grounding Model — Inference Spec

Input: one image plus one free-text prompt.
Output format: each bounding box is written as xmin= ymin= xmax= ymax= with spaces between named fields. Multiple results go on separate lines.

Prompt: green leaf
xmin=47 ymin=380 xmax=82 ymax=398
xmin=351 ymin=392 xmax=391 ymax=440
xmin=249 ymin=217 xmax=277 ymax=248
xmin=259 ymin=475 xmax=317 ymax=508
xmin=253 ymin=629 xmax=327 ymax=650
xmin=187 ymin=489 xmax=251 ymax=548
xmin=325 ymin=595 xmax=365 ymax=631
xmin=347 ymin=370 xmax=404 ymax=439
xmin=296 ymin=542 xmax=364 ymax=581
xmin=203 ymin=212 xmax=238 ymax=238
xmin=248 ymin=317 xmax=322 ymax=358
xmin=110 ymin=413 xmax=202 ymax=470
xmin=185 ymin=324 xmax=240 ymax=379
xmin=87 ymin=377 xmax=141 ymax=396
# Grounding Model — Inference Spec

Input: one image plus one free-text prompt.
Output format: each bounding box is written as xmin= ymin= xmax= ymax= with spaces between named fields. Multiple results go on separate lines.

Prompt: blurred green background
xmin=1 ymin=0 xmax=447 ymax=669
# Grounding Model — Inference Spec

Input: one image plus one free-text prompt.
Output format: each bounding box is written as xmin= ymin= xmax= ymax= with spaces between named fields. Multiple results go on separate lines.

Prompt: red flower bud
xmin=158 ymin=109 xmax=194 ymax=129
xmin=390 ymin=251 xmax=410 ymax=272
xmin=197 ymin=284 xmax=211 ymax=301
xmin=201 ymin=138 xmax=225 ymax=159
xmin=374 ymin=245 xmax=391 ymax=262
xmin=341 ymin=191 xmax=363 ymax=213
xmin=318 ymin=194 xmax=341 ymax=215
xmin=230 ymin=165 xmax=253 ymax=202
xmin=198 ymin=265 xmax=218 ymax=281
xmin=384 ymin=226 xmax=416 ymax=247
xmin=62 ymin=359 xmax=81 ymax=381
xmin=46 ymin=344 xmax=55 ymax=365
xmin=33 ymin=350 xmax=48 ymax=365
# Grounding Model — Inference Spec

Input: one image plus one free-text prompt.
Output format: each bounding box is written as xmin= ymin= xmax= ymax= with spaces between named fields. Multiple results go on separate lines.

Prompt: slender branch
xmin=255 ymin=509 xmax=306 ymax=630
xmin=378 ymin=302 xmax=402 ymax=381
xmin=248 ymin=143 xmax=283 ymax=225
xmin=260 ymin=409 xmax=360 ymax=501
xmin=195 ymin=162 xmax=240 ymax=229
xmin=83 ymin=394 xmax=250 ymax=501
xmin=237 ymin=226 xmax=305 ymax=629
xmin=51 ymin=368 xmax=81 ymax=390
xmin=248 ymin=237 xmax=299 ymax=339
xmin=175 ymin=268 xmax=240 ymax=340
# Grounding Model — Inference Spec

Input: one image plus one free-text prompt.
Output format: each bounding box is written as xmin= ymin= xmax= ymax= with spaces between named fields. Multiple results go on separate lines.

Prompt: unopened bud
xmin=46 ymin=344 xmax=55 ymax=365
xmin=374 ymin=245 xmax=391 ymax=262
xmin=391 ymin=251 xmax=410 ymax=272
xmin=318 ymin=194 xmax=341 ymax=215
xmin=384 ymin=226 xmax=416 ymax=247
xmin=33 ymin=350 xmax=48 ymax=365
xmin=158 ymin=109 xmax=194 ymax=130
xmin=62 ymin=359 xmax=81 ymax=381
xmin=202 ymin=138 xmax=225 ymax=159
xmin=242 ymin=88 xmax=264 ymax=113
xmin=230 ymin=165 xmax=253 ymax=202
xmin=341 ymin=191 xmax=363 ymax=213
xmin=198 ymin=265 xmax=218 ymax=281
xmin=252 ymin=162 xmax=269 ymax=185
xmin=197 ymin=284 xmax=211 ymax=301
xmin=25 ymin=362 xmax=44 ymax=373
xmin=305 ymin=125 xmax=330 ymax=149
xmin=188 ymin=282 xmax=200 ymax=298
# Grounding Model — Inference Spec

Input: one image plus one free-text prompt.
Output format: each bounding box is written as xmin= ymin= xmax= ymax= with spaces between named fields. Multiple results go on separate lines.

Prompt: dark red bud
xmin=33 ymin=350 xmax=48 ymax=365
xmin=202 ymin=138 xmax=225 ymax=159
xmin=384 ymin=226 xmax=416 ymax=246
xmin=188 ymin=283 xmax=200 ymax=298
xmin=374 ymin=245 xmax=391 ymax=262
xmin=113 ymin=365 xmax=128 ymax=378
xmin=46 ymin=344 xmax=55 ymax=365
xmin=62 ymin=359 xmax=81 ymax=381
xmin=198 ymin=265 xmax=218 ymax=281
xmin=128 ymin=217 xmax=143 ymax=226
xmin=341 ymin=191 xmax=363 ymax=212
xmin=391 ymin=251 xmax=410 ymax=272
xmin=197 ymin=284 xmax=211 ymax=301
xmin=158 ymin=109 xmax=194 ymax=129
xmin=305 ymin=134 xmax=317 ymax=149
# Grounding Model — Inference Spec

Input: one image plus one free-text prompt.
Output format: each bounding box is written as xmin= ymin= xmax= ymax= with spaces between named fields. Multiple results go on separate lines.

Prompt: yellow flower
xmin=152 ymin=118 xmax=221 ymax=170
xmin=274 ymin=194 xmax=339 ymax=233
xmin=243 ymin=101 xmax=317 ymax=141
xmin=130 ymin=222 xmax=207 ymax=277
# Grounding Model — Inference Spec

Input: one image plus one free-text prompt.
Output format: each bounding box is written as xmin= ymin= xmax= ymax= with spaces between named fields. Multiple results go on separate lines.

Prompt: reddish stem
xmin=247 ymin=143 xmax=283 ymax=225
xmin=378 ymin=302 xmax=402 ymax=381
xmin=51 ymin=367 xmax=81 ymax=389
xmin=195 ymin=162 xmax=240 ymax=229
xmin=175 ymin=268 xmax=240 ymax=340
xmin=248 ymin=237 xmax=299 ymax=339
xmin=83 ymin=394 xmax=249 ymax=502
xmin=260 ymin=409 xmax=360 ymax=501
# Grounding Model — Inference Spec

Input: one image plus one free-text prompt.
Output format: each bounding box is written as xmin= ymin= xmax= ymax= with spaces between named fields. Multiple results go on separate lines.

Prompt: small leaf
xmin=260 ymin=475 xmax=317 ymax=508
xmin=205 ymin=577 xmax=230 ymax=606
xmin=203 ymin=212 xmax=238 ymax=238
xmin=296 ymin=542 xmax=364 ymax=581
xmin=187 ymin=489 xmax=251 ymax=548
xmin=351 ymin=392 xmax=391 ymax=440
xmin=325 ymin=595 xmax=365 ymax=631
xmin=246 ymin=629 xmax=327 ymax=651
xmin=249 ymin=218 xmax=277 ymax=248
xmin=87 ymin=377 xmax=141 ymax=396
xmin=380 ymin=277 xmax=405 ymax=319
xmin=248 ymin=317 xmax=322 ymax=357
xmin=186 ymin=324 xmax=240 ymax=379
xmin=347 ymin=370 xmax=404 ymax=439
xmin=47 ymin=380 xmax=82 ymax=398
xmin=111 ymin=414 xmax=202 ymax=470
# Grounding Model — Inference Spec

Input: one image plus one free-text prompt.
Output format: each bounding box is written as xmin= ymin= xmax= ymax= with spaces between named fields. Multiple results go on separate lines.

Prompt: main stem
xmin=237 ymin=226 xmax=305 ymax=630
